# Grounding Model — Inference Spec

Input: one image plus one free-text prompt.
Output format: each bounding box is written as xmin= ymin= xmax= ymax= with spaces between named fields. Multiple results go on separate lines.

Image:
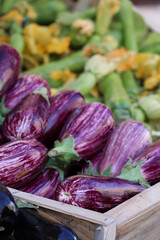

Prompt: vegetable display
xmin=0 ymin=0 xmax=159 ymax=234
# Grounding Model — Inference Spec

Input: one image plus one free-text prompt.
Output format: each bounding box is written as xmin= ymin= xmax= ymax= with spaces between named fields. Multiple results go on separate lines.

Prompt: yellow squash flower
xmin=46 ymin=36 xmax=71 ymax=54
xmin=135 ymin=53 xmax=160 ymax=89
xmin=1 ymin=10 xmax=23 ymax=25
xmin=50 ymin=69 xmax=77 ymax=83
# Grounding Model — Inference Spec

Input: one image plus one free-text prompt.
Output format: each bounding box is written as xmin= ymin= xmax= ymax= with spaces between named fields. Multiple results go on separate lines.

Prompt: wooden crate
xmin=9 ymin=182 xmax=160 ymax=240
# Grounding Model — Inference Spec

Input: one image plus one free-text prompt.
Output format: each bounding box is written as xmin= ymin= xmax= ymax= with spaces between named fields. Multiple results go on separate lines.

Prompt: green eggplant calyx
xmin=33 ymin=87 xmax=50 ymax=106
xmin=48 ymin=136 xmax=80 ymax=165
xmin=16 ymin=200 xmax=38 ymax=209
xmin=118 ymin=157 xmax=150 ymax=188
xmin=0 ymin=96 xmax=11 ymax=118
xmin=83 ymin=160 xmax=111 ymax=177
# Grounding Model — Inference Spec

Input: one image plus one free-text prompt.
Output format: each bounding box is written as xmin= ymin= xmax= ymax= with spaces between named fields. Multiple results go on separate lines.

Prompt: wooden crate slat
xmin=8 ymin=188 xmax=109 ymax=226
xmin=116 ymin=204 xmax=160 ymax=240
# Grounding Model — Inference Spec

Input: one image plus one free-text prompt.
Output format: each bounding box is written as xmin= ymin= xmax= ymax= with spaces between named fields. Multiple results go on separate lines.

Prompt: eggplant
xmin=0 ymin=43 xmax=21 ymax=99
xmin=14 ymin=207 xmax=78 ymax=240
xmin=0 ymin=182 xmax=19 ymax=237
xmin=0 ymin=139 xmax=47 ymax=188
xmin=82 ymin=152 xmax=102 ymax=174
xmin=48 ymin=102 xmax=114 ymax=165
xmin=40 ymin=90 xmax=85 ymax=147
xmin=118 ymin=139 xmax=160 ymax=186
xmin=97 ymin=120 xmax=152 ymax=176
xmin=2 ymin=93 xmax=50 ymax=141
xmin=4 ymin=74 xmax=51 ymax=110
xmin=55 ymin=175 xmax=145 ymax=212
xmin=20 ymin=168 xmax=61 ymax=199
xmin=0 ymin=132 xmax=5 ymax=145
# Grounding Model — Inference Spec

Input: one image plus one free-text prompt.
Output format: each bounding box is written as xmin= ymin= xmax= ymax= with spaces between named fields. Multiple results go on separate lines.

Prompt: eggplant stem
xmin=48 ymin=149 xmax=57 ymax=157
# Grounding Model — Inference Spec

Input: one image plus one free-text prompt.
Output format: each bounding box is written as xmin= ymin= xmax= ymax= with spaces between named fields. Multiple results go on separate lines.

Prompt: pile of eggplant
xmin=0 ymin=43 xmax=160 ymax=216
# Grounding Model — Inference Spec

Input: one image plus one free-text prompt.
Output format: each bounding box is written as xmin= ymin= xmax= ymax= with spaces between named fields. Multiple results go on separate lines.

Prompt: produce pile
xmin=0 ymin=0 xmax=160 ymax=219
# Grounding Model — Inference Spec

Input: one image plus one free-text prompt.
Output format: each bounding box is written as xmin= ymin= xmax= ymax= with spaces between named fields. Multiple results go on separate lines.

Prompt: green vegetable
xmin=0 ymin=0 xmax=17 ymax=13
xmin=88 ymin=34 xmax=101 ymax=44
xmin=140 ymin=43 xmax=160 ymax=54
xmin=99 ymin=72 xmax=131 ymax=124
xmin=110 ymin=21 xmax=123 ymax=31
xmin=130 ymin=106 xmax=145 ymax=122
xmin=119 ymin=0 xmax=138 ymax=52
xmin=84 ymin=94 xmax=103 ymax=103
xmin=85 ymin=54 xmax=117 ymax=80
xmin=70 ymin=28 xmax=88 ymax=47
xmin=31 ymin=0 xmax=67 ymax=24
xmin=23 ymin=51 xmax=87 ymax=87
xmin=57 ymin=7 xmax=96 ymax=26
xmin=121 ymin=70 xmax=139 ymax=100
xmin=140 ymin=32 xmax=160 ymax=49
xmin=106 ymin=30 xmax=123 ymax=46
xmin=133 ymin=11 xmax=148 ymax=44
xmin=95 ymin=0 xmax=112 ymax=35
xmin=139 ymin=94 xmax=160 ymax=120
xmin=10 ymin=21 xmax=24 ymax=60
xmin=59 ymin=72 xmax=97 ymax=95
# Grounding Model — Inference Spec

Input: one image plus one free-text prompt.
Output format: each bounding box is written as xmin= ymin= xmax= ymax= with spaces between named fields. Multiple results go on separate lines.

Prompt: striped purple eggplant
xmin=0 ymin=43 xmax=21 ymax=99
xmin=120 ymin=140 xmax=160 ymax=185
xmin=82 ymin=152 xmax=102 ymax=174
xmin=0 ymin=132 xmax=5 ymax=145
xmin=20 ymin=168 xmax=61 ymax=199
xmin=97 ymin=120 xmax=152 ymax=176
xmin=40 ymin=90 xmax=85 ymax=147
xmin=48 ymin=102 xmax=114 ymax=164
xmin=55 ymin=175 xmax=145 ymax=212
xmin=2 ymin=93 xmax=49 ymax=141
xmin=0 ymin=139 xmax=47 ymax=188
xmin=4 ymin=74 xmax=51 ymax=110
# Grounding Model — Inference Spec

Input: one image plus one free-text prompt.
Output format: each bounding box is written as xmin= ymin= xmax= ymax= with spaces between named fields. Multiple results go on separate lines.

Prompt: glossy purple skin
xmin=82 ymin=152 xmax=102 ymax=174
xmin=0 ymin=43 xmax=21 ymax=99
xmin=0 ymin=139 xmax=47 ymax=188
xmin=0 ymin=132 xmax=5 ymax=145
xmin=59 ymin=102 xmax=114 ymax=160
xmin=97 ymin=120 xmax=152 ymax=176
xmin=40 ymin=90 xmax=85 ymax=147
xmin=4 ymin=73 xmax=51 ymax=109
xmin=133 ymin=140 xmax=160 ymax=185
xmin=2 ymin=93 xmax=49 ymax=141
xmin=55 ymin=175 xmax=145 ymax=212
xmin=20 ymin=168 xmax=60 ymax=199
